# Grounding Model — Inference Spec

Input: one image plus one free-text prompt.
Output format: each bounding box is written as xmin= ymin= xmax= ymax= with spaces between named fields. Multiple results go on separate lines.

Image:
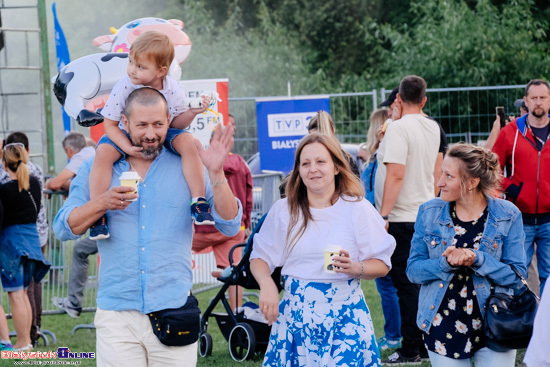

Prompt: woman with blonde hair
xmin=0 ymin=143 xmax=50 ymax=351
xmin=251 ymin=132 xmax=395 ymax=366
xmin=361 ymin=108 xmax=389 ymax=204
xmin=407 ymin=143 xmax=526 ymax=366
xmin=307 ymin=110 xmax=360 ymax=176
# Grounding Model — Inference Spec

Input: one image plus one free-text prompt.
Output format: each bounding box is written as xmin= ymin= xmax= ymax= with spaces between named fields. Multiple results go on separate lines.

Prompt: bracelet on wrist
xmin=357 ymin=261 xmax=365 ymax=278
xmin=211 ymin=178 xmax=228 ymax=187
xmin=381 ymin=215 xmax=389 ymax=220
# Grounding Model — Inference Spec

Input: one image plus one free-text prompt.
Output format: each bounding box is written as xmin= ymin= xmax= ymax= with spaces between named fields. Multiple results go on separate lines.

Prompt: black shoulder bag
xmin=148 ymin=294 xmax=201 ymax=346
xmin=484 ymin=266 xmax=540 ymax=351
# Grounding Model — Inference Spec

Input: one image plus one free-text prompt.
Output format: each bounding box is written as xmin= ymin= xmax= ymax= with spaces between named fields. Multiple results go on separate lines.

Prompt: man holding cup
xmin=119 ymin=171 xmax=140 ymax=200
xmin=53 ymin=87 xmax=242 ymax=367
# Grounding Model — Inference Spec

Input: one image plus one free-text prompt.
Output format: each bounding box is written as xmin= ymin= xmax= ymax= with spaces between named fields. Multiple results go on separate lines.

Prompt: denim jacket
xmin=406 ymin=196 xmax=526 ymax=333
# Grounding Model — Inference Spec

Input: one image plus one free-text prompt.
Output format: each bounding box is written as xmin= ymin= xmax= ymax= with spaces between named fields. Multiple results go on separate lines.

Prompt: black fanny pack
xmin=148 ymin=294 xmax=201 ymax=346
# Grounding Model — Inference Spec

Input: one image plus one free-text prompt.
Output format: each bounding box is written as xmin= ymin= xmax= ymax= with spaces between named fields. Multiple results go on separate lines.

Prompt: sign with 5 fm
xmin=180 ymin=78 xmax=229 ymax=148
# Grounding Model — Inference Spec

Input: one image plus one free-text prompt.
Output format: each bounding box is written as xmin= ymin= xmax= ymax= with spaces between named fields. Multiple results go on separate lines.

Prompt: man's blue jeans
xmin=523 ymin=222 xmax=550 ymax=295
xmin=375 ymin=274 xmax=401 ymax=340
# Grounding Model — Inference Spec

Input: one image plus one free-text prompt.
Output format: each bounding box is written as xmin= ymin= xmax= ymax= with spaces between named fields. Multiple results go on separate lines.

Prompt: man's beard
xmin=140 ymin=143 xmax=162 ymax=159
xmin=129 ymin=132 xmax=163 ymax=159
xmin=531 ymin=107 xmax=547 ymax=119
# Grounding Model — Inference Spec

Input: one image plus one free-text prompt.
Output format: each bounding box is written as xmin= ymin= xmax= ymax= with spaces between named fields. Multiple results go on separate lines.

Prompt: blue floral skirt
xmin=263 ymin=276 xmax=380 ymax=367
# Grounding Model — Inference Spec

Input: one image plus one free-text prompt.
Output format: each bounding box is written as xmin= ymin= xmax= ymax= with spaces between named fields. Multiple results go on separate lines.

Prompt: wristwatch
xmin=381 ymin=215 xmax=389 ymax=220
xmin=359 ymin=143 xmax=368 ymax=151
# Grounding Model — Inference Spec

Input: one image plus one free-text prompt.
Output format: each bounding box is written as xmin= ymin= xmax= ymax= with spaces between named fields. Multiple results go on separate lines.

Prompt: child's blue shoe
xmin=191 ymin=197 xmax=215 ymax=225
xmin=89 ymin=215 xmax=110 ymax=240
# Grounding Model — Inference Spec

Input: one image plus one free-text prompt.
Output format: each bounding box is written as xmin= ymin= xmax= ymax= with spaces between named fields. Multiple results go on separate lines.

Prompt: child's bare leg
xmin=90 ymin=144 xmax=123 ymax=200
xmin=89 ymin=144 xmax=122 ymax=239
xmin=172 ymin=133 xmax=205 ymax=199
xmin=172 ymin=133 xmax=214 ymax=225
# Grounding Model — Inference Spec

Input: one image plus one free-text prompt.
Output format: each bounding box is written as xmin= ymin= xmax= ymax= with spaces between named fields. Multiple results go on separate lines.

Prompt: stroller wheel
xmin=228 ymin=322 xmax=256 ymax=362
xmin=199 ymin=332 xmax=213 ymax=357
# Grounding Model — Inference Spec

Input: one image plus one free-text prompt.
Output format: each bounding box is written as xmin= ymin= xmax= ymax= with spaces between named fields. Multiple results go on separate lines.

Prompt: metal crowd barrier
xmin=42 ymin=190 xmax=100 ymax=316
xmin=250 ymin=171 xmax=284 ymax=229
xmin=2 ymin=171 xmax=284 ymax=327
xmin=191 ymin=170 xmax=284 ymax=293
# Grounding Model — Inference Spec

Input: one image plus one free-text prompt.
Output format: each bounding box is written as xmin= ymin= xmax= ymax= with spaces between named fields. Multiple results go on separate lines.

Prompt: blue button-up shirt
xmin=53 ymin=150 xmax=242 ymax=313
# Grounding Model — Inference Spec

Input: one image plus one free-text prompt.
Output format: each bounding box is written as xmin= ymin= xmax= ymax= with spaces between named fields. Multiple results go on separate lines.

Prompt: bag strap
xmin=26 ymin=190 xmax=38 ymax=215
xmin=149 ymin=291 xmax=194 ymax=319
xmin=505 ymin=265 xmax=540 ymax=302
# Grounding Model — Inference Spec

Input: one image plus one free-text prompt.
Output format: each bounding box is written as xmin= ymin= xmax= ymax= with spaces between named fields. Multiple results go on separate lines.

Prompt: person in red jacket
xmin=192 ymin=114 xmax=253 ymax=310
xmin=492 ymin=79 xmax=550 ymax=294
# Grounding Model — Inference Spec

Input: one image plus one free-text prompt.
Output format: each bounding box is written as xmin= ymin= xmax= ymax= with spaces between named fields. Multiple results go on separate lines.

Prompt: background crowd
xmin=1 ymin=67 xmax=550 ymax=366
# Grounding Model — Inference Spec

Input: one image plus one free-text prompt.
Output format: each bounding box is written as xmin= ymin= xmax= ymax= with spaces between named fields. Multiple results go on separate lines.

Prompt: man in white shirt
xmin=45 ymin=132 xmax=95 ymax=191
xmin=379 ymin=75 xmax=441 ymax=364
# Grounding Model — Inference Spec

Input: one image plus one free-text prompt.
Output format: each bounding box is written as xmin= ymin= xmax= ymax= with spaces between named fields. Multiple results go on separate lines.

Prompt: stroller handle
xmin=228 ymin=242 xmax=247 ymax=266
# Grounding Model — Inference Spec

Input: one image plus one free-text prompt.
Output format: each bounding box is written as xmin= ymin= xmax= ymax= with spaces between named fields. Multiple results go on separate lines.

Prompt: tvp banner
xmin=256 ymin=96 xmax=330 ymax=174
xmin=180 ymin=78 xmax=228 ymax=148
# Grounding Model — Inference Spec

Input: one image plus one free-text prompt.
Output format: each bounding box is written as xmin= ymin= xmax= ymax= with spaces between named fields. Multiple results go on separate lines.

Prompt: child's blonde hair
xmin=129 ymin=30 xmax=174 ymax=69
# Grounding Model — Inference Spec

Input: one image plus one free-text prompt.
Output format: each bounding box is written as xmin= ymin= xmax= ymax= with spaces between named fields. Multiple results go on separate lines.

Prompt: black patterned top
xmin=423 ymin=202 xmax=488 ymax=359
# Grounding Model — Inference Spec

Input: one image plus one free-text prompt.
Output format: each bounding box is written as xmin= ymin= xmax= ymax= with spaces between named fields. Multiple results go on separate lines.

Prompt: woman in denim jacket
xmin=407 ymin=143 xmax=526 ymax=367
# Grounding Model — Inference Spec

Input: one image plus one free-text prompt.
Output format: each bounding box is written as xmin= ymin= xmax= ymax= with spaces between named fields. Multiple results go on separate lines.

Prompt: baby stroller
xmin=198 ymin=214 xmax=283 ymax=362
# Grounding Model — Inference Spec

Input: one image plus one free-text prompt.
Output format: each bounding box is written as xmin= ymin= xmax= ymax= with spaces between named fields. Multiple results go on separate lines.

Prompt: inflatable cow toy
xmin=52 ymin=17 xmax=192 ymax=127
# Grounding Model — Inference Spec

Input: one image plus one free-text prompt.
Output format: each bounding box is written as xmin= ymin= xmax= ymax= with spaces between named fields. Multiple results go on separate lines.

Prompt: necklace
xmin=452 ymin=202 xmax=487 ymax=223
xmin=128 ymin=161 xmax=146 ymax=182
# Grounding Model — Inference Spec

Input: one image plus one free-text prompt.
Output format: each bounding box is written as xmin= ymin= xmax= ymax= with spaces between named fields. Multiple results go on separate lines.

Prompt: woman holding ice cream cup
xmin=250 ymin=132 xmax=396 ymax=366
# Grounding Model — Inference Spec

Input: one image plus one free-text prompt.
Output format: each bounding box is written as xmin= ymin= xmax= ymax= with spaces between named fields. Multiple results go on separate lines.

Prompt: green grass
xmin=5 ymin=311 xmax=97 ymax=367
xmin=193 ymin=280 xmax=419 ymax=366
xmin=3 ymin=280 xmax=526 ymax=366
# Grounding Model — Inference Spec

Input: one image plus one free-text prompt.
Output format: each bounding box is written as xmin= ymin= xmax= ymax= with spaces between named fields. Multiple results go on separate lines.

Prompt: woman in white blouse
xmin=250 ymin=132 xmax=396 ymax=366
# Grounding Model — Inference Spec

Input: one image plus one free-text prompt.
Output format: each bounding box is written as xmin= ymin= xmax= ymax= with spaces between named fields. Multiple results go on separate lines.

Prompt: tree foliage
xmin=176 ymin=0 xmax=550 ymax=96
xmin=378 ymin=0 xmax=550 ymax=87
xmin=170 ymin=1 xmax=328 ymax=96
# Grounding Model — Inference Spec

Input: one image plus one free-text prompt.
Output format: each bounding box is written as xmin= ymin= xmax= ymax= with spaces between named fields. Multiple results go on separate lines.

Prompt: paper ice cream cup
xmin=324 ymin=244 xmax=342 ymax=274
xmin=119 ymin=171 xmax=140 ymax=201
